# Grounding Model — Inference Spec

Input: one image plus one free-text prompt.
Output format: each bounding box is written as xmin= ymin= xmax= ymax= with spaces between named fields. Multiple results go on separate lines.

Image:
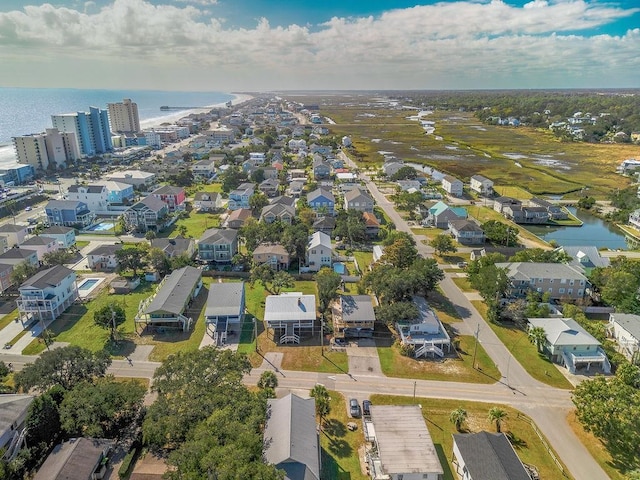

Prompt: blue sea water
xmin=0 ymin=88 xmax=234 ymax=166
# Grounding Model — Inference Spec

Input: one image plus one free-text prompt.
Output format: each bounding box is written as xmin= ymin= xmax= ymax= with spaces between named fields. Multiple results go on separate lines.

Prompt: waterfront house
xmin=205 ymin=282 xmax=245 ymax=346
xmin=124 ymin=196 xmax=169 ymax=233
xmin=228 ymin=183 xmax=255 ymax=210
xmin=308 ymin=188 xmax=335 ymax=216
xmin=45 ymin=200 xmax=94 ymax=228
xmin=448 ymin=219 xmax=485 ymax=245
xmin=194 ymin=192 xmax=223 ymax=212
xmin=382 ymin=161 xmax=405 ymax=178
xmin=469 ymin=175 xmax=494 ymax=196
xmin=264 ymin=293 xmax=316 ymax=344
xmin=19 ymin=236 xmax=59 ymax=261
xmin=253 ymin=243 xmax=291 ymax=271
xmin=607 ymin=312 xmax=640 ymax=363
xmin=0 ymin=224 xmax=29 ymax=249
xmin=135 ymin=266 xmax=202 ymax=332
xmin=529 ymin=197 xmax=568 ymax=220
xmin=366 ymin=405 xmax=444 ymax=480
xmin=16 ymin=265 xmax=78 ymax=324
xmin=441 ymin=175 xmax=463 ymax=197
xmin=306 ymin=231 xmax=332 ymax=272
xmin=497 ymin=262 xmax=589 ymax=301
xmin=493 ymin=196 xmax=521 ymax=214
xmin=452 ymin=431 xmax=531 ymax=480
xmin=344 ymin=188 xmax=374 ymax=213
xmin=197 ymin=228 xmax=238 ymax=264
xmin=528 ymin=317 xmax=610 ymax=374
xmin=629 ymin=208 xmax=640 ymax=229
xmin=263 ymin=394 xmax=320 ymax=480
xmin=503 ymin=205 xmax=549 ymax=224
xmin=332 ymin=295 xmax=376 ymax=339
xmin=151 ymin=185 xmax=186 ymax=212
xmin=87 ymin=243 xmax=122 ymax=271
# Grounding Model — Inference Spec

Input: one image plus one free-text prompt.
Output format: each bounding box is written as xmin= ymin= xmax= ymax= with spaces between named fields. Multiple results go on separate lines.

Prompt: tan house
xmin=253 ymin=243 xmax=291 ymax=271
xmin=344 ymin=188 xmax=374 ymax=213
xmin=0 ymin=224 xmax=29 ymax=249
xmin=260 ymin=203 xmax=295 ymax=224
xmin=225 ymin=208 xmax=253 ymax=229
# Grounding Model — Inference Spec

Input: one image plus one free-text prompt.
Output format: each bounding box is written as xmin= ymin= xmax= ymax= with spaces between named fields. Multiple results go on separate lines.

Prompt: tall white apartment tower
xmin=13 ymin=133 xmax=49 ymax=171
xmin=107 ymin=98 xmax=140 ymax=133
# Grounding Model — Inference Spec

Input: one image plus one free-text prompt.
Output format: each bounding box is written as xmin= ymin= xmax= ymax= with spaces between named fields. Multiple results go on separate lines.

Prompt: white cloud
xmin=0 ymin=0 xmax=638 ymax=90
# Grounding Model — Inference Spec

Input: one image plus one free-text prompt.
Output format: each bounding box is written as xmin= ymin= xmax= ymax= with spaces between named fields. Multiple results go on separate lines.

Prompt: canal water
xmin=523 ymin=207 xmax=630 ymax=250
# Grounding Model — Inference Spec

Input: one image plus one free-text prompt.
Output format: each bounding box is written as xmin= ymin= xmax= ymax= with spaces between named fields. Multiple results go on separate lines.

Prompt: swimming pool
xmin=78 ymin=279 xmax=99 ymax=291
xmin=333 ymin=262 xmax=346 ymax=275
xmin=85 ymin=222 xmax=115 ymax=231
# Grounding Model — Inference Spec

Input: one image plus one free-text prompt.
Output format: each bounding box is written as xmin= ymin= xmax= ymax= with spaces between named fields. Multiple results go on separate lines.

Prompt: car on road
xmin=24 ymin=206 xmax=32 ymax=211
xmin=349 ymin=398 xmax=361 ymax=418
xmin=362 ymin=400 xmax=372 ymax=417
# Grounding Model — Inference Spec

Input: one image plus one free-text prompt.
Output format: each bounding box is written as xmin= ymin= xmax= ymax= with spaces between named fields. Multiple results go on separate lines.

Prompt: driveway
xmin=346 ymin=338 xmax=383 ymax=376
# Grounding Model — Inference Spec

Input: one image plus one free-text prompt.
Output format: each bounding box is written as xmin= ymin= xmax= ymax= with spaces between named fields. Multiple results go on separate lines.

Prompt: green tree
xmin=482 ymin=220 xmax=518 ymax=246
xmin=42 ymin=250 xmax=74 ymax=267
xmin=601 ymin=271 xmax=640 ymax=313
xmin=316 ymin=267 xmax=342 ymax=312
xmin=389 ymin=166 xmax=418 ymax=181
xmin=250 ymin=263 xmax=275 ymax=291
xmin=468 ymin=264 xmax=510 ymax=303
xmin=270 ymin=270 xmax=294 ymax=295
xmin=115 ymin=245 xmax=148 ymax=277
xmin=145 ymin=230 xmax=157 ymax=240
xmin=407 ymin=258 xmax=444 ymax=297
xmin=10 ymin=260 xmax=38 ymax=286
xmin=177 ymin=225 xmax=188 ymax=237
xmin=488 ymin=407 xmax=508 ymax=433
xmin=528 ymin=326 xmax=547 ymax=352
xmin=250 ymin=168 xmax=265 ymax=184
xmin=310 ymin=384 xmax=331 ymax=427
xmin=449 ymin=407 xmax=468 ymax=432
xmin=93 ymin=303 xmax=126 ymax=341
xmin=375 ymin=301 xmax=419 ymax=327
xmin=381 ymin=232 xmax=418 ymax=269
xmin=220 ymin=166 xmax=247 ymax=193
xmin=509 ymin=248 xmax=570 ymax=263
xmin=257 ymin=370 xmax=278 ymax=390
xmin=430 ymin=233 xmax=457 ymax=256
xmin=24 ymin=391 xmax=62 ymax=460
xmin=147 ymin=247 xmax=172 ymax=277
xmin=249 ymin=192 xmax=269 ymax=214
xmin=15 ymin=345 xmax=111 ymax=392
xmin=334 ymin=210 xmax=367 ymax=246
xmin=239 ymin=217 xmax=266 ymax=253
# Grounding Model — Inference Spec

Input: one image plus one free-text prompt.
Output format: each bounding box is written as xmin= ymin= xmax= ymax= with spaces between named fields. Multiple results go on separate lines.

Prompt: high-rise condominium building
xmin=12 ymin=128 xmax=79 ymax=171
xmin=51 ymin=106 xmax=113 ymax=158
xmin=108 ymin=98 xmax=141 ymax=134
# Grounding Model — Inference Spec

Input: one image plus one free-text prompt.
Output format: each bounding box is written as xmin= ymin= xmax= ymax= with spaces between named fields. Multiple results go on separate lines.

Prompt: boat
xmin=160 ymin=106 xmax=170 ymax=110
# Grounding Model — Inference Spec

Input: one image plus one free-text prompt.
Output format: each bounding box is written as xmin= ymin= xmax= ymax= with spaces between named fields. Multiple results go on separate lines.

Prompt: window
xmin=568 ymin=289 xmax=573 ymax=295
xmin=549 ymin=279 xmax=554 ymax=283
xmin=561 ymin=278 xmax=567 ymax=284
xmin=538 ymin=278 xmax=543 ymax=284
xmin=559 ymin=288 xmax=565 ymax=294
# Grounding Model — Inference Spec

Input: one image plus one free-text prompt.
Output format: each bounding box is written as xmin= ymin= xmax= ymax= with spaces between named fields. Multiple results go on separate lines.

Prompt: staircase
xmin=415 ymin=341 xmax=443 ymax=358
xmin=561 ymin=350 xmax=576 ymax=373
xmin=280 ymin=333 xmax=300 ymax=344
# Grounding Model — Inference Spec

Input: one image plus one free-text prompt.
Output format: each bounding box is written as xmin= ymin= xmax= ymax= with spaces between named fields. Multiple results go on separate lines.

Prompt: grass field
xmin=370 ymin=395 xmax=572 ymax=480
xmin=160 ymin=210 xmax=221 ymax=239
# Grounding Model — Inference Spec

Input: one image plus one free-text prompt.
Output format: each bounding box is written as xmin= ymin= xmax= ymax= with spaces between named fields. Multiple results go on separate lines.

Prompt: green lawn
xmin=451 ymin=277 xmax=473 ymax=292
xmin=370 ymin=395 xmax=573 ymax=480
xmin=468 ymin=205 xmax=550 ymax=248
xmin=352 ymin=250 xmax=373 ymax=273
xmin=0 ymin=308 xmax=18 ymax=331
xmin=75 ymin=240 xmax=90 ymax=249
xmin=160 ymin=211 xmax=221 ymax=239
xmin=471 ymin=301 xmax=573 ymax=390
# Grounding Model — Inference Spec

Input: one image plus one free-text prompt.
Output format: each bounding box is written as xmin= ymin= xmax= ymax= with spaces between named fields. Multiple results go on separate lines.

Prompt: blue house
xmin=105 ymin=180 xmax=135 ymax=204
xmin=307 ymin=188 xmax=335 ymax=216
xmin=45 ymin=200 xmax=94 ymax=227
xmin=228 ymin=183 xmax=255 ymax=210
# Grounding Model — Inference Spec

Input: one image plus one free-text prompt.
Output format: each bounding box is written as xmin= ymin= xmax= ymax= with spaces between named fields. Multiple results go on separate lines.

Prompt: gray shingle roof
xmin=264 ymin=394 xmax=320 ymax=480
xmin=33 ymin=438 xmax=114 ymax=480
xmin=453 ymin=431 xmax=530 ymax=480
xmin=136 ymin=195 xmax=167 ymax=212
xmin=151 ymin=185 xmax=184 ymax=195
xmin=0 ymin=224 xmax=28 ymax=233
xmin=307 ymin=188 xmax=334 ymax=203
xmin=205 ymin=282 xmax=245 ymax=318
xmin=21 ymin=236 xmax=57 ymax=246
xmin=144 ymin=266 xmax=202 ymax=315
xmin=88 ymin=244 xmax=123 ymax=256
xmin=20 ymin=265 xmax=73 ymax=289
xmin=0 ymin=249 xmax=37 ymax=260
xmin=41 ymin=226 xmax=74 ymax=235
xmin=340 ymin=295 xmax=375 ymax=323
xmin=496 ymin=262 xmax=587 ymax=282
xmin=0 ymin=394 xmax=34 ymax=439
xmin=199 ymin=228 xmax=238 ymax=245
xmin=150 ymin=237 xmax=193 ymax=256
xmin=67 ymin=184 xmax=105 ymax=193
xmin=45 ymin=200 xmax=88 ymax=210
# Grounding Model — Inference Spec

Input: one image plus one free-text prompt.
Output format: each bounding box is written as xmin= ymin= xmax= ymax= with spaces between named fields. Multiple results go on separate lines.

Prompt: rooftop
xmin=144 ymin=266 xmax=201 ymax=315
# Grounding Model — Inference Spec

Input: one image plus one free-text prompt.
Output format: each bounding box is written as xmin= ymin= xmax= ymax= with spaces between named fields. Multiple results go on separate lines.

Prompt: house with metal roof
xmin=607 ymin=312 xmax=640 ymax=363
xmin=135 ymin=266 xmax=202 ymax=332
xmin=332 ymin=295 xmax=376 ymax=338
xmin=197 ymin=228 xmax=238 ymax=264
xmin=33 ymin=437 xmax=114 ymax=480
xmin=452 ymin=431 xmax=531 ymax=480
xmin=264 ymin=293 xmax=316 ymax=344
xmin=496 ymin=262 xmax=589 ymax=301
xmin=366 ymin=405 xmax=443 ymax=480
xmin=0 ymin=394 xmax=34 ymax=462
xmin=16 ymin=265 xmax=78 ymax=324
xmin=204 ymin=282 xmax=245 ymax=346
xmin=264 ymin=393 xmax=320 ymax=480
xmin=528 ymin=317 xmax=610 ymax=374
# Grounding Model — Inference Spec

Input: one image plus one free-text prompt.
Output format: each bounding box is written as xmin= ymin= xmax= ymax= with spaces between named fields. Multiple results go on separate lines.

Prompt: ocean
xmin=0 ymin=87 xmax=235 ymax=168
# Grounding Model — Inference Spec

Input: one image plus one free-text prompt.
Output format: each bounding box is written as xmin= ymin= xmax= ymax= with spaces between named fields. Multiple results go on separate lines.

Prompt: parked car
xmin=333 ymin=337 xmax=348 ymax=347
xmin=457 ymin=261 xmax=468 ymax=268
xmin=362 ymin=400 xmax=372 ymax=417
xmin=24 ymin=206 xmax=32 ymax=211
xmin=349 ymin=398 xmax=361 ymax=418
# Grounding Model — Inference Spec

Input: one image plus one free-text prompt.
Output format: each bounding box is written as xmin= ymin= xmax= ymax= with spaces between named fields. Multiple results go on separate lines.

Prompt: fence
xmin=516 ymin=413 xmax=568 ymax=477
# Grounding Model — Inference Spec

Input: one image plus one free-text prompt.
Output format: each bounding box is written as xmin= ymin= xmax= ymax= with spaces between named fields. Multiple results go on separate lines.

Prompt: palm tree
xmin=488 ymin=407 xmax=508 ymax=433
xmin=528 ymin=326 xmax=547 ymax=352
xmin=449 ymin=407 xmax=468 ymax=432
xmin=310 ymin=384 xmax=331 ymax=428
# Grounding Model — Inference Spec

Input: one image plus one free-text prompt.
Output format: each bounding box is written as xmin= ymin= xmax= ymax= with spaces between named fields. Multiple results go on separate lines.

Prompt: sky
xmin=0 ymin=0 xmax=639 ymax=91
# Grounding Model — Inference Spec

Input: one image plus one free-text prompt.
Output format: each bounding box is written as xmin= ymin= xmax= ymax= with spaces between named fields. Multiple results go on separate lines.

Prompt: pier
xmin=160 ymin=106 xmax=209 ymax=110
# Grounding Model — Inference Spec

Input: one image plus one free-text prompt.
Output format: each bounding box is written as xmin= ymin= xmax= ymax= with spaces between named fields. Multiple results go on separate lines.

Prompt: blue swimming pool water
xmin=78 ymin=279 xmax=99 ymax=291
xmin=86 ymin=222 xmax=114 ymax=231
xmin=333 ymin=262 xmax=346 ymax=275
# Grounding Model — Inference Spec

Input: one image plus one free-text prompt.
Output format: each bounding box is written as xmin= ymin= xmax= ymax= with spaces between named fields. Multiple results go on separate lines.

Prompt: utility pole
xmin=472 ymin=323 xmax=480 ymax=369
xmin=320 ymin=314 xmax=324 ymax=356
xmin=413 ymin=381 xmax=417 ymax=402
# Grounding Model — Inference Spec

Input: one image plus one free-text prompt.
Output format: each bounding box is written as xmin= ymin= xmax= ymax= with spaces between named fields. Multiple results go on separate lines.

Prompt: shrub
xmin=118 ymin=447 xmax=138 ymax=480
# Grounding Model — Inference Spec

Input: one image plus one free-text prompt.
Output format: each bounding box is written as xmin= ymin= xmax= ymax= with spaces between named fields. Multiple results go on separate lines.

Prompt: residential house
xmin=205 ymin=282 xmax=245 ymax=345
xmin=225 ymin=208 xmax=252 ymax=229
xmin=16 ymin=265 xmax=78 ymax=324
xmin=0 ymin=224 xmax=29 ymax=249
xmin=270 ymin=195 xmax=296 ymax=208
xmin=452 ymin=431 xmax=531 ymax=480
xmin=469 ymin=175 xmax=494 ymax=196
xmin=332 ymin=295 xmax=376 ymax=338
xmin=260 ymin=203 xmax=295 ymax=225
xmin=528 ymin=317 xmax=611 ymax=374
xmin=87 ymin=244 xmax=122 ymax=271
xmin=493 ymin=196 xmax=522 ymax=214
xmin=261 ymin=166 xmax=279 ymax=180
xmin=529 ymin=197 xmax=568 ymax=220
xmin=66 ymin=184 xmax=108 ymax=213
xmin=382 ymin=161 xmax=405 ymax=178
xmin=259 ymin=178 xmax=280 ymax=197
xmin=197 ymin=228 xmax=238 ymax=264
xmin=135 ymin=266 xmax=202 ymax=332
xmin=367 ymin=405 xmax=444 ymax=480
xmin=228 ymin=182 xmax=255 ymax=210
xmin=503 ymin=205 xmax=549 ymax=224
xmin=395 ymin=296 xmax=451 ymax=358
xmin=559 ymin=245 xmax=610 ymax=274
xmin=426 ymin=201 xmax=467 ymax=229
xmin=151 ymin=236 xmax=196 ymax=259
xmin=288 ymin=180 xmax=304 ymax=198
xmin=19 ymin=236 xmax=59 ymax=261
xmin=372 ymin=245 xmax=385 ymax=264
xmin=470 ymin=248 xmax=485 ymax=261
xmin=151 ymin=185 xmax=186 ymax=212
xmin=264 ymin=293 xmax=316 ymax=344
xmin=608 ymin=313 xmax=640 ymax=363
xmin=193 ymin=191 xmax=223 ymax=212
xmin=312 ymin=157 xmax=331 ymax=179
xmin=253 ymin=243 xmax=291 ymax=271
xmin=308 ymin=188 xmax=335 ymax=216
xmin=33 ymin=438 xmax=114 ymax=480
xmin=313 ymin=216 xmax=335 ymax=236
xmin=629 ymin=208 xmax=640 ymax=229
xmin=106 ymin=169 xmax=156 ymax=188
xmin=448 ymin=219 xmax=485 ymax=245
xmin=396 ymin=179 xmax=422 ymax=192
xmin=45 ymin=200 xmax=94 ymax=228
xmin=41 ymin=226 xmax=76 ymax=249
xmin=0 ymin=236 xmax=8 ymax=254
xmin=306 ymin=231 xmax=332 ymax=272
xmin=0 ymin=263 xmax=14 ymax=293
xmin=441 ymin=175 xmax=463 ymax=197
xmin=191 ymin=158 xmax=217 ymax=179
xmin=0 ymin=394 xmax=34 ymax=462
xmin=263 ymin=394 xmax=320 ymax=480
xmin=497 ymin=261 xmax=589 ymax=301
xmin=104 ymin=180 xmax=135 ymax=205
xmin=362 ymin=212 xmax=380 ymax=238
xmin=124 ymin=196 xmax=169 ymax=233
xmin=344 ymin=188 xmax=374 ymax=213
xmin=0 ymin=249 xmax=39 ymax=268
